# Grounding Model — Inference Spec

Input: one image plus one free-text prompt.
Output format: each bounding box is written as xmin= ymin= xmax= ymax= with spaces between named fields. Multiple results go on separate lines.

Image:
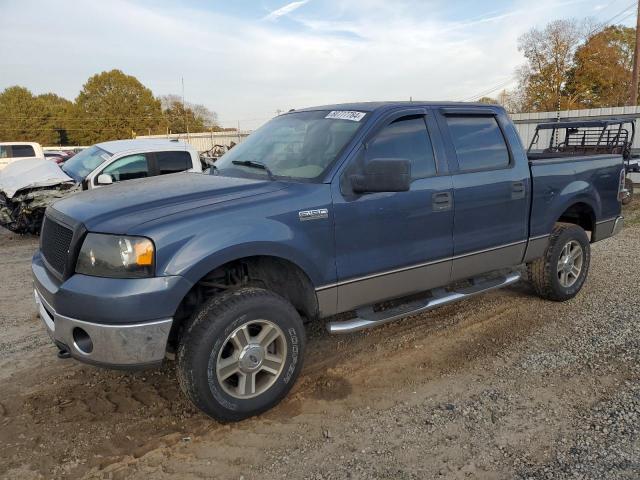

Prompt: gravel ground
xmin=0 ymin=203 xmax=639 ymax=479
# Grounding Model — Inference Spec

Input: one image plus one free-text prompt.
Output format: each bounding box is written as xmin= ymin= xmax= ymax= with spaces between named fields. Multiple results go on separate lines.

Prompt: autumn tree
xmin=516 ymin=19 xmax=587 ymax=112
xmin=566 ymin=26 xmax=635 ymax=108
xmin=72 ymin=70 xmax=163 ymax=144
xmin=160 ymin=95 xmax=218 ymax=133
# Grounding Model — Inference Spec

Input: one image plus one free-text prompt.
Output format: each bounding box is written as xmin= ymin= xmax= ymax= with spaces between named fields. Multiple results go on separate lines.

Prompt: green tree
xmin=73 ymin=70 xmax=163 ymax=144
xmin=160 ymin=94 xmax=218 ymax=133
xmin=37 ymin=93 xmax=74 ymax=145
xmin=0 ymin=86 xmax=43 ymax=143
xmin=0 ymin=86 xmax=73 ymax=145
xmin=566 ymin=26 xmax=635 ymax=108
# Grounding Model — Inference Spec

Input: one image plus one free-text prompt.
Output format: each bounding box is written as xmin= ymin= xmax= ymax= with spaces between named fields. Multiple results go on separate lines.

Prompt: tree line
xmin=0 ymin=69 xmax=221 ymax=146
xmin=478 ymin=20 xmax=638 ymax=113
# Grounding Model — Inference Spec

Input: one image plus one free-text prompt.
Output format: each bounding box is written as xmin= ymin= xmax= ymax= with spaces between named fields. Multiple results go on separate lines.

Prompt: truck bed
xmin=528 ymin=153 xmax=623 ymax=239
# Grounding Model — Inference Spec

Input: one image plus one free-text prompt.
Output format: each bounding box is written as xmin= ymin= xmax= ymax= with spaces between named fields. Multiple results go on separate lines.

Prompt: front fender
xmin=145 ymin=183 xmax=336 ymax=287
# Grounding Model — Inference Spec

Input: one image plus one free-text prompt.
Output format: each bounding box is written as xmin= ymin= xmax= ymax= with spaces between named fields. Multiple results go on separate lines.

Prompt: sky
xmin=0 ymin=0 xmax=637 ymax=129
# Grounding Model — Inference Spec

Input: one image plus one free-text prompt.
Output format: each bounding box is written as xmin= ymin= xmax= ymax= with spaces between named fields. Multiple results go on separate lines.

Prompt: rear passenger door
xmin=435 ymin=108 xmax=530 ymax=280
xmin=332 ymin=109 xmax=454 ymax=312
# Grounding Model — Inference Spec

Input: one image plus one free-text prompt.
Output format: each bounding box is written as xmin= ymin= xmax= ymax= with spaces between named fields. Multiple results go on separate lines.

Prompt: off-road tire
xmin=622 ymin=177 xmax=634 ymax=205
xmin=177 ymin=287 xmax=305 ymax=422
xmin=527 ymin=223 xmax=590 ymax=302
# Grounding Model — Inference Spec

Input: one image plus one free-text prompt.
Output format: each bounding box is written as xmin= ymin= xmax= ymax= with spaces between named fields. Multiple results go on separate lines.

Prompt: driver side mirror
xmin=96 ymin=173 xmax=113 ymax=185
xmin=350 ymin=158 xmax=411 ymax=193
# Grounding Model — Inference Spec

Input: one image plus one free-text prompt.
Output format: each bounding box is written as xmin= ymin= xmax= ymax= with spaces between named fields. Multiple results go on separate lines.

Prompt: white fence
xmin=511 ymin=106 xmax=640 ymax=151
xmin=511 ymin=106 xmax=640 ymax=185
xmin=136 ymin=131 xmax=251 ymax=153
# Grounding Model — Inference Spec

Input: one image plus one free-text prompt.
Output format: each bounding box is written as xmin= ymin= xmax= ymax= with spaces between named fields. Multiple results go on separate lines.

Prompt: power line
xmin=584 ymin=0 xmax=637 ymax=38
xmin=598 ymin=1 xmax=636 ymax=26
xmin=457 ymin=77 xmax=516 ymax=102
xmin=458 ymin=2 xmax=639 ymax=104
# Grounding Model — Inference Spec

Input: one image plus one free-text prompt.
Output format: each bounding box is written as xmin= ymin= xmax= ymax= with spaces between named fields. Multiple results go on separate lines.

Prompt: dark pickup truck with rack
xmin=33 ymin=102 xmax=625 ymax=421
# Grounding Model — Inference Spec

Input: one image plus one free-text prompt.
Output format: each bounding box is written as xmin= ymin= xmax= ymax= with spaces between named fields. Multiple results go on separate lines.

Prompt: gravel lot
xmin=0 ymin=203 xmax=639 ymax=479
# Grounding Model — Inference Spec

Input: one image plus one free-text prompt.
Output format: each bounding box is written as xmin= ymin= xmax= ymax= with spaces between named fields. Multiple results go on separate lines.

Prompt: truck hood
xmin=50 ymin=172 xmax=287 ymax=233
xmin=0 ymin=159 xmax=74 ymax=198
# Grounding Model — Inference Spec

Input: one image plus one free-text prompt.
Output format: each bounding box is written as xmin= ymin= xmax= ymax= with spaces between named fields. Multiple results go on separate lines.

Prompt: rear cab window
xmin=445 ymin=116 xmax=510 ymax=172
xmin=155 ymin=150 xmax=191 ymax=174
xmin=11 ymin=145 xmax=36 ymax=157
xmin=1 ymin=145 xmax=36 ymax=158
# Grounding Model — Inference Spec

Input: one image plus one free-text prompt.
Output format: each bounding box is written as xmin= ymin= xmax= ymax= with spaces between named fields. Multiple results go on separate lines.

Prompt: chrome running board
xmin=327 ymin=272 xmax=521 ymax=334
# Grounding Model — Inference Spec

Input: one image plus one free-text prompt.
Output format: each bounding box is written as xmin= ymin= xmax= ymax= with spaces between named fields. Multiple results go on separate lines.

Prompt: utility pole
xmin=182 ymin=76 xmax=189 ymax=140
xmin=629 ymin=0 xmax=640 ymax=105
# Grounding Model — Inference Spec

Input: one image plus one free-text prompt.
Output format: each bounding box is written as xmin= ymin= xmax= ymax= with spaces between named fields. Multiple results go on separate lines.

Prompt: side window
xmin=445 ymin=116 xmax=510 ymax=171
xmin=366 ymin=116 xmax=436 ymax=180
xmin=102 ymin=154 xmax=149 ymax=182
xmin=156 ymin=151 xmax=191 ymax=174
xmin=11 ymin=145 xmax=35 ymax=157
xmin=0 ymin=146 xmax=9 ymax=158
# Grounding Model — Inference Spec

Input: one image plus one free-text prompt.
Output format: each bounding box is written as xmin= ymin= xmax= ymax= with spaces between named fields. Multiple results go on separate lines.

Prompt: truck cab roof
xmin=293 ymin=101 xmax=504 ymax=114
xmin=96 ymin=139 xmax=193 ymax=155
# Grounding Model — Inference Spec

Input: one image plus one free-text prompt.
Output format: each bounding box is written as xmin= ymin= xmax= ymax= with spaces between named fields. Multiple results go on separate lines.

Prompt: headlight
xmin=75 ymin=233 xmax=155 ymax=278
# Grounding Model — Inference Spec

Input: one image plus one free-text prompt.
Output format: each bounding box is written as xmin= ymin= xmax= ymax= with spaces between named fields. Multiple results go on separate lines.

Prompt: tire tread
xmin=176 ymin=287 xmax=303 ymax=421
xmin=527 ymin=222 xmax=589 ymax=302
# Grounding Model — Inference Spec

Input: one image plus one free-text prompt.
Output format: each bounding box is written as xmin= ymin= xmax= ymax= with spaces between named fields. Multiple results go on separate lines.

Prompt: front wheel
xmin=527 ymin=223 xmax=591 ymax=301
xmin=177 ymin=287 xmax=305 ymax=422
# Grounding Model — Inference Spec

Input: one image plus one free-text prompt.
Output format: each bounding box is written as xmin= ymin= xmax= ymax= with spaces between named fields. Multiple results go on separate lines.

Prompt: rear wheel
xmin=527 ymin=223 xmax=590 ymax=301
xmin=177 ymin=287 xmax=305 ymax=422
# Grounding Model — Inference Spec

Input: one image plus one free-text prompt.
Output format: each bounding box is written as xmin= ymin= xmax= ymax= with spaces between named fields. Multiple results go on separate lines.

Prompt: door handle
xmin=432 ymin=191 xmax=452 ymax=211
xmin=512 ymin=181 xmax=525 ymax=199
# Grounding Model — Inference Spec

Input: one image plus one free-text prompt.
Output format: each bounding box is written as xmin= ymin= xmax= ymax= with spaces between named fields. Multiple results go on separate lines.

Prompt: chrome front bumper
xmin=34 ymin=289 xmax=172 ymax=368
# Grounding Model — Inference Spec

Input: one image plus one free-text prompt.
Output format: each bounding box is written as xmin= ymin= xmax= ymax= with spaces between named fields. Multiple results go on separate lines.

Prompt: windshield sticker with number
xmin=325 ymin=111 xmax=366 ymax=122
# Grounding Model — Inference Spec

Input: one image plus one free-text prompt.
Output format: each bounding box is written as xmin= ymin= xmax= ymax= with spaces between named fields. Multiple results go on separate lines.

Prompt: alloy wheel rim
xmin=557 ymin=240 xmax=583 ymax=288
xmin=214 ymin=319 xmax=287 ymax=399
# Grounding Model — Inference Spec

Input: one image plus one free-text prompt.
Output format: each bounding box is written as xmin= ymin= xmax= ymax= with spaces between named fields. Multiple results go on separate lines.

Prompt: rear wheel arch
xmin=556 ymin=201 xmax=596 ymax=237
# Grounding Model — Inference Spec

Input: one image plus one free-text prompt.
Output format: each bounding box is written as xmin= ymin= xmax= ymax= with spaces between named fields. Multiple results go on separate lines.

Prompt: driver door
xmin=91 ymin=153 xmax=150 ymax=188
xmin=331 ymin=109 xmax=454 ymax=312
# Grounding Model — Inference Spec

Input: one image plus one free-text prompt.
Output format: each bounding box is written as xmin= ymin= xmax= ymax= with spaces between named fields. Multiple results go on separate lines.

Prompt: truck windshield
xmin=214 ymin=110 xmax=367 ymax=181
xmin=62 ymin=146 xmax=111 ymax=182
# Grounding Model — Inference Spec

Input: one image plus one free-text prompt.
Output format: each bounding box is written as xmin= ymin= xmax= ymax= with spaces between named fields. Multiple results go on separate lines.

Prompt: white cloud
xmin=0 ymin=0 xmax=624 ymax=129
xmin=263 ymin=0 xmax=310 ymax=21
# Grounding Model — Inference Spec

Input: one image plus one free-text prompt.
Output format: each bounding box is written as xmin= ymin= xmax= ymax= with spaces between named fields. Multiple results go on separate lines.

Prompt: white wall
xmin=511 ymin=106 xmax=640 ymax=151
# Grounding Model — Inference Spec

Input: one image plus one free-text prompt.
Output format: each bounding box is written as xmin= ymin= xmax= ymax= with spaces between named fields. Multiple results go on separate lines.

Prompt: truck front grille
xmin=41 ymin=216 xmax=74 ymax=276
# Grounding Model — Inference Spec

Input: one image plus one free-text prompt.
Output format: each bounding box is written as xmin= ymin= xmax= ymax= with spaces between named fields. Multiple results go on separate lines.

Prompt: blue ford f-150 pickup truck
xmin=32 ymin=102 xmax=625 ymax=421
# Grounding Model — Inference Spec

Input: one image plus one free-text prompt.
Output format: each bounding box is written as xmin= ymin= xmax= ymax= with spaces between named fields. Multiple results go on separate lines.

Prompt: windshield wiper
xmin=231 ymin=160 xmax=275 ymax=180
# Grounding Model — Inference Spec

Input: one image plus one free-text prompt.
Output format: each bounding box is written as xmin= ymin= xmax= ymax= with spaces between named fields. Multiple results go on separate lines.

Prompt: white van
xmin=0 ymin=142 xmax=45 ymax=170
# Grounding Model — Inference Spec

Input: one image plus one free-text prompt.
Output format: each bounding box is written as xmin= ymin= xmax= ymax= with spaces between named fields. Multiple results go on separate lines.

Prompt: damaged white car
xmin=0 ymin=139 xmax=202 ymax=233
